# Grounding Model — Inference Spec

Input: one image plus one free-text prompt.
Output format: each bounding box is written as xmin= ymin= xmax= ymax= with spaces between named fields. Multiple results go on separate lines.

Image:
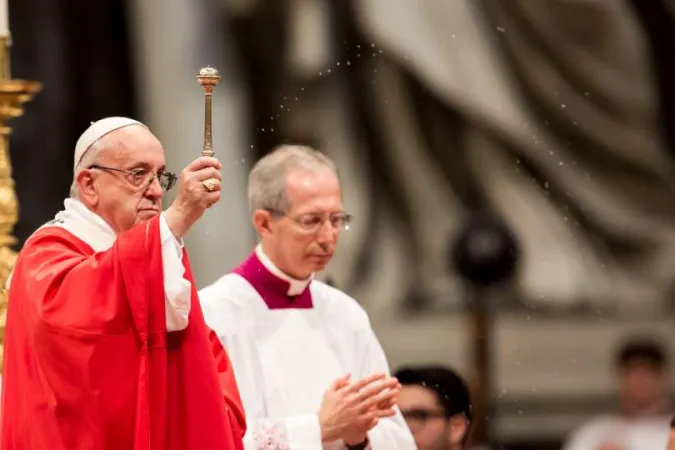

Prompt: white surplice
xmin=199 ymin=247 xmax=416 ymax=450
xmin=563 ymin=415 xmax=671 ymax=450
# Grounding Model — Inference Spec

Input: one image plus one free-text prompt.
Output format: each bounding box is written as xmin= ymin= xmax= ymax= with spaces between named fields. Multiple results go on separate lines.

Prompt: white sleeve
xmin=560 ymin=422 xmax=605 ymax=450
xmin=243 ymin=415 xmax=323 ymax=450
xmin=200 ymin=280 xmax=325 ymax=450
xmin=355 ymin=325 xmax=417 ymax=450
xmin=159 ymin=212 xmax=191 ymax=332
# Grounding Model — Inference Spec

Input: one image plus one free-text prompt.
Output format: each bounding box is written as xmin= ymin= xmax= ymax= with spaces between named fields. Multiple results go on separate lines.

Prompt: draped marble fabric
xmin=209 ymin=0 xmax=675 ymax=318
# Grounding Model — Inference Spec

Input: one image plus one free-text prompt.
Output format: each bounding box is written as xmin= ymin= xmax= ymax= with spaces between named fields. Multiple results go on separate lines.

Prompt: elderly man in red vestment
xmin=0 ymin=117 xmax=246 ymax=449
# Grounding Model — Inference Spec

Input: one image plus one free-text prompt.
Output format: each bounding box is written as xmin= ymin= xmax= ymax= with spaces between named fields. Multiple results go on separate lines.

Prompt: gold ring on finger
xmin=202 ymin=178 xmax=218 ymax=192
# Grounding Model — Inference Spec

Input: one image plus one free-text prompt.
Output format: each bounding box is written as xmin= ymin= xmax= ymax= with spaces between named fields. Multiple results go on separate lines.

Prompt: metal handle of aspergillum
xmin=196 ymin=66 xmax=221 ymax=158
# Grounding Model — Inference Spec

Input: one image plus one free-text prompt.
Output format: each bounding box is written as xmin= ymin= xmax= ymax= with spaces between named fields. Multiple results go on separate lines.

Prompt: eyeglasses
xmin=401 ymin=409 xmax=448 ymax=430
xmin=88 ymin=164 xmax=178 ymax=191
xmin=267 ymin=209 xmax=353 ymax=233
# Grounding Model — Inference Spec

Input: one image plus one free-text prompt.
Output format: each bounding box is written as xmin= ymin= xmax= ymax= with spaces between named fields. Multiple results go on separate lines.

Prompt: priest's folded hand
xmin=318 ymin=372 xmax=401 ymax=445
xmin=164 ymin=155 xmax=222 ymax=238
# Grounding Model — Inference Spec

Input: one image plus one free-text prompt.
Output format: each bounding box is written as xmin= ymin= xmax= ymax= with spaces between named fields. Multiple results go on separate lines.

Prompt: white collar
xmin=38 ymin=198 xmax=117 ymax=252
xmin=255 ymin=244 xmax=313 ymax=296
xmin=7 ymin=198 xmax=116 ymax=290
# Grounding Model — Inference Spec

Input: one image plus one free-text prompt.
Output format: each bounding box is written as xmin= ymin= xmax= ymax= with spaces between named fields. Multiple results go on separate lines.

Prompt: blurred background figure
xmin=562 ymin=338 xmax=672 ymax=450
xmin=395 ymin=365 xmax=473 ymax=450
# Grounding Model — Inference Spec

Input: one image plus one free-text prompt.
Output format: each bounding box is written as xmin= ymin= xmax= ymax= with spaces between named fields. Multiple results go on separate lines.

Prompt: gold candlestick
xmin=196 ymin=66 xmax=221 ymax=158
xmin=0 ymin=36 xmax=41 ymax=371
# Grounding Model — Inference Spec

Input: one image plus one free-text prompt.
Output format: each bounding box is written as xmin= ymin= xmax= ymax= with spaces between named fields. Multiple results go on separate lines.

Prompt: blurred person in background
xmin=395 ymin=365 xmax=472 ymax=450
xmin=563 ymin=337 xmax=672 ymax=450
xmin=199 ymin=145 xmax=415 ymax=450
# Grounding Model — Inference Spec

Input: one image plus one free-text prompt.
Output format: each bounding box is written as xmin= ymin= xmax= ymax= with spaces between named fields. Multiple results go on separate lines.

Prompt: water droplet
xmin=561 ymin=104 xmax=566 ymax=109
xmin=497 ymin=26 xmax=506 ymax=32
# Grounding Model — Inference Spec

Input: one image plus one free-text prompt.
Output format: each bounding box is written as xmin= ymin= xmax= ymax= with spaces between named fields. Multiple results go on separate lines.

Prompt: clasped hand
xmin=319 ymin=372 xmax=401 ymax=446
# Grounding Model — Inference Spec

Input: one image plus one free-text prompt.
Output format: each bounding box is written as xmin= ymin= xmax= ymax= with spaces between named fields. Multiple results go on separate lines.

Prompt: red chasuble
xmin=0 ymin=215 xmax=246 ymax=449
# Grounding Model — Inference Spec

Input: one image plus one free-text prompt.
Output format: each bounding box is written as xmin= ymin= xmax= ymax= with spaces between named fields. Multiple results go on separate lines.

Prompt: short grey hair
xmin=68 ymin=138 xmax=109 ymax=198
xmin=248 ymin=144 xmax=338 ymax=213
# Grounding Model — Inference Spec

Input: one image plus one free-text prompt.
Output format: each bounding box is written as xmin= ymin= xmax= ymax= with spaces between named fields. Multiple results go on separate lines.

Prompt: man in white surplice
xmin=200 ymin=145 xmax=416 ymax=450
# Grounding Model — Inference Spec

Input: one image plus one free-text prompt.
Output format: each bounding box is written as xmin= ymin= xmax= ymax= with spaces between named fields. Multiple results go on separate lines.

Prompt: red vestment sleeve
xmin=1 ymin=216 xmax=246 ymax=450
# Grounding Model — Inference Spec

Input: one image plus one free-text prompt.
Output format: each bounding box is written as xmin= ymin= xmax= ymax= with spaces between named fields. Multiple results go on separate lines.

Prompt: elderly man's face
xmin=77 ymin=126 xmax=166 ymax=233
xmin=262 ymin=167 xmax=343 ymax=279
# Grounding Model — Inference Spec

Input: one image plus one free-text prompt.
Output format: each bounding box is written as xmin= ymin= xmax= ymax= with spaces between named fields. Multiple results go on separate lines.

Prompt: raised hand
xmin=164 ymin=156 xmax=222 ymax=238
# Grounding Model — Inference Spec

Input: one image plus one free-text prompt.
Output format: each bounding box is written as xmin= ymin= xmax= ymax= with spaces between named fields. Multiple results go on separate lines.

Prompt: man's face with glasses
xmin=76 ymin=126 xmax=176 ymax=233
xmin=399 ymin=385 xmax=462 ymax=450
xmin=254 ymin=167 xmax=349 ymax=280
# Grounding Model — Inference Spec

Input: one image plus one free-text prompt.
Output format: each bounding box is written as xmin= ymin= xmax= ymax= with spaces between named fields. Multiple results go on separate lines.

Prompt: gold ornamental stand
xmin=0 ymin=36 xmax=41 ymax=371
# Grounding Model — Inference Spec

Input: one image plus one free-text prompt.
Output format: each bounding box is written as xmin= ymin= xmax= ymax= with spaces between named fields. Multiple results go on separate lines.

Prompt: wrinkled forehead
xmin=97 ymin=126 xmax=166 ymax=167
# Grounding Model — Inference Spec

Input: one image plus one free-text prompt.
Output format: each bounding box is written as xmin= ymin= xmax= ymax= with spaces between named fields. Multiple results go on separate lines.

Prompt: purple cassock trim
xmin=233 ymin=252 xmax=314 ymax=310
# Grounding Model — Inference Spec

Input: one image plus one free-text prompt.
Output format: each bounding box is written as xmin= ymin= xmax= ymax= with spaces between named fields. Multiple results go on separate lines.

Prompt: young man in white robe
xmin=562 ymin=338 xmax=672 ymax=450
xmin=199 ymin=145 xmax=417 ymax=450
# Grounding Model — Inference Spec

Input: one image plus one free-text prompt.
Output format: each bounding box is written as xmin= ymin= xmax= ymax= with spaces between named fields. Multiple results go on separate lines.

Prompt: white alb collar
xmin=6 ymin=198 xmax=116 ymax=290
xmin=255 ymin=244 xmax=313 ymax=296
